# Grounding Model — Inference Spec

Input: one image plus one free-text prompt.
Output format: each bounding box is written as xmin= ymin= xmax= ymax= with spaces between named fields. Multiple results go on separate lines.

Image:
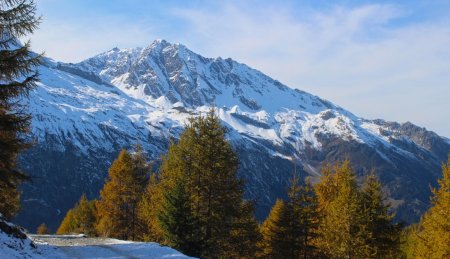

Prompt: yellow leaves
xmin=314 ymin=160 xmax=400 ymax=258
xmin=96 ymin=148 xmax=149 ymax=240
xmin=138 ymin=174 xmax=165 ymax=243
xmin=259 ymin=199 xmax=289 ymax=257
xmin=139 ymin=109 xmax=256 ymax=258
xmin=56 ymin=209 xmax=75 ymax=234
xmin=56 ymin=194 xmax=97 ymax=236
xmin=259 ymin=176 xmax=320 ymax=258
xmin=37 ymin=223 xmax=50 ymax=235
xmin=411 ymin=157 xmax=450 ymax=258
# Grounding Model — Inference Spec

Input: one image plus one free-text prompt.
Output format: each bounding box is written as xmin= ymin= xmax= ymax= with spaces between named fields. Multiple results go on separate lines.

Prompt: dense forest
xmin=55 ymin=110 xmax=450 ymax=258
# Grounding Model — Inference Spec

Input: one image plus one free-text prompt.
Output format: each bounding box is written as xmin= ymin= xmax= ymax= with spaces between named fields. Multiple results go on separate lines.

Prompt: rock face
xmin=14 ymin=39 xmax=449 ymax=231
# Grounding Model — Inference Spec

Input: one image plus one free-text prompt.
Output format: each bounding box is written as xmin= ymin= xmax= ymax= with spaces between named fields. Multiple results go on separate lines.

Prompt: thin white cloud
xmin=32 ymin=14 xmax=157 ymax=62
xmin=173 ymin=3 xmax=450 ymax=136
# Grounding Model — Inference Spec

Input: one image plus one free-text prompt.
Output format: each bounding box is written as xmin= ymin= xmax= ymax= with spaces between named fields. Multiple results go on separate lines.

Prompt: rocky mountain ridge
xmin=15 ymin=39 xmax=450 ymax=231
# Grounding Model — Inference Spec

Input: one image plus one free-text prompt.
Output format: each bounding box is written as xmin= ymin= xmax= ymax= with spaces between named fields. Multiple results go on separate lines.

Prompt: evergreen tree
xmin=0 ymin=186 xmax=20 ymax=220
xmin=189 ymin=109 xmax=247 ymax=258
xmin=158 ymin=179 xmax=201 ymax=257
xmin=96 ymin=147 xmax=148 ymax=240
xmin=56 ymin=194 xmax=97 ymax=236
xmin=315 ymin=160 xmax=402 ymax=258
xmin=139 ymin=135 xmax=198 ymax=244
xmin=0 ymin=0 xmax=42 ymax=219
xmin=259 ymin=175 xmax=319 ymax=258
xmin=141 ymin=109 xmax=259 ymax=258
xmin=412 ymin=156 xmax=450 ymax=258
xmin=286 ymin=175 xmax=304 ymax=258
xmin=361 ymin=174 xmax=400 ymax=257
xmin=314 ymin=160 xmax=369 ymax=258
xmin=259 ymin=199 xmax=292 ymax=258
xmin=227 ymin=200 xmax=261 ymax=258
xmin=74 ymin=194 xmax=97 ymax=236
xmin=129 ymin=144 xmax=150 ymax=236
xmin=296 ymin=178 xmax=320 ymax=258
xmin=138 ymin=173 xmax=164 ymax=242
xmin=57 ymin=209 xmax=76 ymax=234
xmin=401 ymin=224 xmax=420 ymax=259
xmin=36 ymin=223 xmax=50 ymax=234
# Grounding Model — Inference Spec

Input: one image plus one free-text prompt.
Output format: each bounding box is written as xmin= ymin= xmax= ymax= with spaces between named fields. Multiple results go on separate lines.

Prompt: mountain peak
xmin=20 ymin=38 xmax=450 ymax=231
xmin=143 ymin=39 xmax=192 ymax=60
xmin=149 ymin=38 xmax=170 ymax=48
xmin=71 ymin=39 xmax=337 ymax=113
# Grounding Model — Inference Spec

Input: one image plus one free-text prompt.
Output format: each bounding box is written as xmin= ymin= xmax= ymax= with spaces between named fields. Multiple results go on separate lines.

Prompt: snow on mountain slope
xmin=15 ymin=40 xmax=450 ymax=231
xmin=33 ymin=40 xmax=429 ymax=158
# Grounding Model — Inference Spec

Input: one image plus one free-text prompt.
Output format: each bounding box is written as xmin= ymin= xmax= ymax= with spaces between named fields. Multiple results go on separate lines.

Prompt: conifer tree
xmin=138 ymin=173 xmax=164 ymax=242
xmin=141 ymin=109 xmax=259 ymax=258
xmin=131 ymin=144 xmax=150 ymax=186
xmin=314 ymin=160 xmax=369 ymax=258
xmin=259 ymin=199 xmax=292 ymax=258
xmin=139 ymin=134 xmax=198 ymax=244
xmin=158 ymin=179 xmax=201 ymax=256
xmin=227 ymin=200 xmax=261 ymax=258
xmin=412 ymin=156 xmax=450 ymax=258
xmin=189 ymin=109 xmax=246 ymax=258
xmin=362 ymin=174 xmax=400 ymax=257
xmin=0 ymin=0 xmax=41 ymax=219
xmin=96 ymin=147 xmax=149 ymax=240
xmin=401 ymin=224 xmax=420 ymax=259
xmin=75 ymin=194 xmax=97 ymax=236
xmin=129 ymin=144 xmax=150 ymax=236
xmin=57 ymin=209 xmax=76 ymax=234
xmin=287 ymin=175 xmax=304 ymax=258
xmin=56 ymin=194 xmax=97 ymax=236
xmin=296 ymin=178 xmax=320 ymax=258
xmin=315 ymin=160 xmax=402 ymax=258
xmin=0 ymin=186 xmax=20 ymax=220
xmin=36 ymin=223 xmax=50 ymax=234
xmin=259 ymin=175 xmax=319 ymax=258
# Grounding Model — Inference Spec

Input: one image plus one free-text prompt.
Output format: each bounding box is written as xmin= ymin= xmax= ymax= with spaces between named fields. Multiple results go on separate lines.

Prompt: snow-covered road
xmin=28 ymin=235 xmax=193 ymax=259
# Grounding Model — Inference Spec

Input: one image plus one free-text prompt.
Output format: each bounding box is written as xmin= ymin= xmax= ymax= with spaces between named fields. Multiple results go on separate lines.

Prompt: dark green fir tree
xmin=0 ymin=0 xmax=42 ymax=219
xmin=158 ymin=180 xmax=202 ymax=257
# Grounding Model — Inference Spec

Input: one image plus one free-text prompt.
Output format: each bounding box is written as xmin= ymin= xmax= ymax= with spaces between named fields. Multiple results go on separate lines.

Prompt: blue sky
xmin=33 ymin=0 xmax=450 ymax=137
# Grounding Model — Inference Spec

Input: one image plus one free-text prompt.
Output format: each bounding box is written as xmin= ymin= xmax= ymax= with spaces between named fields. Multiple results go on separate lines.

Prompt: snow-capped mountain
xmin=15 ymin=39 xmax=449 ymax=231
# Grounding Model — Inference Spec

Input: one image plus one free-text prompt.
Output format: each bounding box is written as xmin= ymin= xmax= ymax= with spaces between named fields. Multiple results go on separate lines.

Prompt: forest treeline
xmin=1 ymin=1 xmax=448 ymax=258
xmin=56 ymin=110 xmax=450 ymax=258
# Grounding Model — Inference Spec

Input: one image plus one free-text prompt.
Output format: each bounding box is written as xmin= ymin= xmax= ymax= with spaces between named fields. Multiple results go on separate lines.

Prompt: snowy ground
xmin=32 ymin=234 xmax=194 ymax=258
xmin=1 ymin=233 xmax=194 ymax=259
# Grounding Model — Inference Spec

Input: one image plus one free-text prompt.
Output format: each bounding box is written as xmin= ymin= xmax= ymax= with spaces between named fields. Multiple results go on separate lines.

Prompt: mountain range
xmin=14 ymin=39 xmax=450 ymax=231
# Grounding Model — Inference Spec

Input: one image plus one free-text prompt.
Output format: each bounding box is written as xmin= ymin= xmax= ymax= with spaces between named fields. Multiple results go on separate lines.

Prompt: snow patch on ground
xmin=30 ymin=235 xmax=195 ymax=259
xmin=1 ymin=216 xmax=194 ymax=259
xmin=1 ymin=233 xmax=195 ymax=259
